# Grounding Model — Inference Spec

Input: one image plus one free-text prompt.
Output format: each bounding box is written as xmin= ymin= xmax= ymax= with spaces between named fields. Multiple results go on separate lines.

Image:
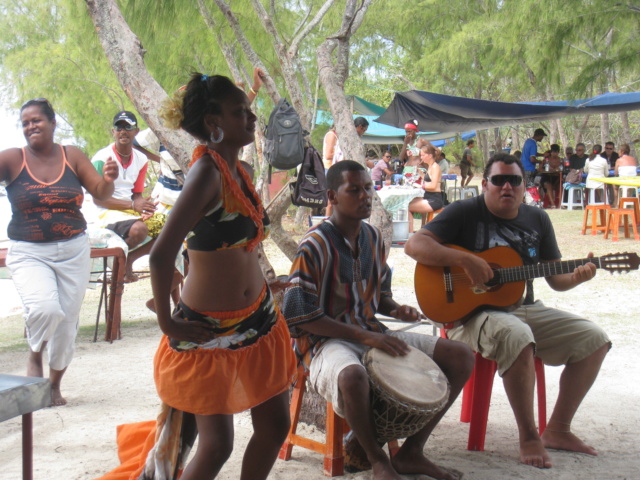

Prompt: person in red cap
xmin=399 ymin=120 xmax=425 ymax=166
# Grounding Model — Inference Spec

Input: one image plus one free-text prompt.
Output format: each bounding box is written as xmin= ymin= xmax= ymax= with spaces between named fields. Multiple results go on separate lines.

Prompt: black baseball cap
xmin=113 ymin=111 xmax=138 ymax=127
xmin=534 ymin=128 xmax=547 ymax=137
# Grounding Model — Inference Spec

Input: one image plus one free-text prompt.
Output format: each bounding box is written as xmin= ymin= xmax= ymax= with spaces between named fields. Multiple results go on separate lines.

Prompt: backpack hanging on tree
xmin=263 ymin=98 xmax=306 ymax=182
xmin=290 ymin=145 xmax=327 ymax=208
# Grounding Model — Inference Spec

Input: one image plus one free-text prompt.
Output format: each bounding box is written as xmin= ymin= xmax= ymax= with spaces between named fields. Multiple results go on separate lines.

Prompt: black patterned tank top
xmin=6 ymin=146 xmax=86 ymax=242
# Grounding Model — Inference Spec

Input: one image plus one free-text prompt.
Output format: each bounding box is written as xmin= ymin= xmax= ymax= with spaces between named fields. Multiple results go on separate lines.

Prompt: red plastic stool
xmin=279 ymin=365 xmax=399 ymax=476
xmin=604 ymin=208 xmax=639 ymax=242
xmin=461 ymin=353 xmax=547 ymax=451
xmin=440 ymin=330 xmax=546 ymax=451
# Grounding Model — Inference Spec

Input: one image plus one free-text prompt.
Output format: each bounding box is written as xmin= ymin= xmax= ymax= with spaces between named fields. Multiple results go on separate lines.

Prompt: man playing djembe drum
xmin=405 ymin=153 xmax=611 ymax=469
xmin=283 ymin=160 xmax=474 ymax=480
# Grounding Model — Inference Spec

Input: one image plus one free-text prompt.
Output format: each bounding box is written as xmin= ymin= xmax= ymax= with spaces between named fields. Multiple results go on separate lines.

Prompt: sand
xmin=1 ymin=239 xmax=639 ymax=480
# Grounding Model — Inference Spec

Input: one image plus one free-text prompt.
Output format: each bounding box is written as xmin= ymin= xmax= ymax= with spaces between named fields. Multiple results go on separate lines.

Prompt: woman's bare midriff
xmin=180 ymin=248 xmax=266 ymax=312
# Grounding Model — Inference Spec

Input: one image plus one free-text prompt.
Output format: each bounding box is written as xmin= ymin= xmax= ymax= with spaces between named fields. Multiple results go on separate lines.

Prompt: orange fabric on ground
xmin=155 ymin=316 xmax=296 ymax=415
xmin=95 ymin=421 xmax=155 ymax=480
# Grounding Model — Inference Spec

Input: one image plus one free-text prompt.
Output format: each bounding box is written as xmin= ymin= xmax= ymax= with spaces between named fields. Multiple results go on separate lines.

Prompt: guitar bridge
xmin=444 ymin=267 xmax=454 ymax=304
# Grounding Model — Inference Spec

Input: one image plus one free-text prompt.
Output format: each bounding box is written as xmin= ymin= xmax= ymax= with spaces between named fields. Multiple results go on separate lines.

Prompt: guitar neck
xmin=498 ymin=257 xmax=599 ymax=283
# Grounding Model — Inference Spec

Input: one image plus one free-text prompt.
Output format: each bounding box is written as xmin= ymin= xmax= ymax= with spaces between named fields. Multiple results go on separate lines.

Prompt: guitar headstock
xmin=600 ymin=252 xmax=640 ymax=273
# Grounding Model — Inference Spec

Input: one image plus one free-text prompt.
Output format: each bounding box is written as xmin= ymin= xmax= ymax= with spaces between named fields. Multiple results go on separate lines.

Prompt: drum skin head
xmin=364 ymin=346 xmax=449 ymax=406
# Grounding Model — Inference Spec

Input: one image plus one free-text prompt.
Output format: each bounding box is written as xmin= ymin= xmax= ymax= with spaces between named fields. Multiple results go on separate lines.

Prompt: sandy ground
xmin=1 ymin=224 xmax=640 ymax=479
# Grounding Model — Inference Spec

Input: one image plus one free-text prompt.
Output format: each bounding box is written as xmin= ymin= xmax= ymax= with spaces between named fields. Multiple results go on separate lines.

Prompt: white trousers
xmin=6 ymin=233 xmax=91 ymax=371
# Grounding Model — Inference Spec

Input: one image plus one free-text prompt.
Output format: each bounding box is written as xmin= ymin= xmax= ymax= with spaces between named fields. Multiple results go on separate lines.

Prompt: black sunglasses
xmin=486 ymin=174 xmax=523 ymax=187
xmin=114 ymin=124 xmax=136 ymax=131
xmin=383 ymin=155 xmax=392 ymax=158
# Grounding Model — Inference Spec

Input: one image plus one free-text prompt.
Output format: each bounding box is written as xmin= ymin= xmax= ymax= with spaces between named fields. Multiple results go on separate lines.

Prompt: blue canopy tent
xmin=375 ymin=91 xmax=640 ymax=135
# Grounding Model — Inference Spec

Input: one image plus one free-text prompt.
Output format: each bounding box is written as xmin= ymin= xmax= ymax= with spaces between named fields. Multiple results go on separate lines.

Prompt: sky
xmin=0 ymin=107 xmax=25 ymax=150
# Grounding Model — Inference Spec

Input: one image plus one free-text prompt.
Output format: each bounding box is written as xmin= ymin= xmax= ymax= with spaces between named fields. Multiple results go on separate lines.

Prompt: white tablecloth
xmin=377 ymin=186 xmax=424 ymax=213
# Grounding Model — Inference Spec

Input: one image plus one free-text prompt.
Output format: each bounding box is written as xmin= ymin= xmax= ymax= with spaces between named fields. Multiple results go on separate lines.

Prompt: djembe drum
xmin=363 ymin=346 xmax=449 ymax=443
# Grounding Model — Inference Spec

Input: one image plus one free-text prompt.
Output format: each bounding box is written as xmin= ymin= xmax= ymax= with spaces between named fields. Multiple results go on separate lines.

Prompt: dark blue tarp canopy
xmin=376 ymin=91 xmax=640 ymax=137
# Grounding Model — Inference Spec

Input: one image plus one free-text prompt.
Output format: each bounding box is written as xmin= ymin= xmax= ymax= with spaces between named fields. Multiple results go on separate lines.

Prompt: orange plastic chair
xmin=440 ymin=330 xmax=546 ymax=451
xmin=604 ymin=208 xmax=639 ymax=242
xmin=581 ymin=204 xmax=610 ymax=235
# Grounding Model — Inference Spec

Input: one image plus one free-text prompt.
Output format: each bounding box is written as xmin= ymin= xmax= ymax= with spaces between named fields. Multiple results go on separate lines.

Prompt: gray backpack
xmin=263 ymin=98 xmax=306 ymax=171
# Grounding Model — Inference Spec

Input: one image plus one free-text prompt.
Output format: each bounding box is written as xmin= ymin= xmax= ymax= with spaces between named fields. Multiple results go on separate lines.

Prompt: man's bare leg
xmin=503 ymin=344 xmax=552 ymax=468
xmin=391 ymin=338 xmax=472 ymax=480
xmin=541 ymin=343 xmax=609 ymax=455
xmin=339 ymin=365 xmax=401 ymax=480
xmin=124 ymin=238 xmax=155 ymax=283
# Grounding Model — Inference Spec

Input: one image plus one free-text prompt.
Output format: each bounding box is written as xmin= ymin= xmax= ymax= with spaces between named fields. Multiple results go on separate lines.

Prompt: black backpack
xmin=263 ymin=98 xmax=306 ymax=171
xmin=290 ymin=145 xmax=327 ymax=208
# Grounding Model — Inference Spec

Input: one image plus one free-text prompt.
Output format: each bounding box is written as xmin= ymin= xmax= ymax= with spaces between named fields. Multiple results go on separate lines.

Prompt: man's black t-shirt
xmin=569 ymin=154 xmax=588 ymax=170
xmin=423 ymin=195 xmax=561 ymax=304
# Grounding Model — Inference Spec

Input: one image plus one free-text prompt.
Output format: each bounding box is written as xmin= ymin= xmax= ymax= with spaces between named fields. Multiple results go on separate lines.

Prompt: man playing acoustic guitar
xmin=405 ymin=152 xmax=611 ymax=469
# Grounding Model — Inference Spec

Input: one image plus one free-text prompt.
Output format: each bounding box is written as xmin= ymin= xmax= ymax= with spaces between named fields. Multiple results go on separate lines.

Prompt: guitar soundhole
xmin=485 ymin=269 xmax=501 ymax=287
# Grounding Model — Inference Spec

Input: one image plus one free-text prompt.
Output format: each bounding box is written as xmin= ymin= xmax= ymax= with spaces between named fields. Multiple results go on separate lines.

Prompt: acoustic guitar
xmin=414 ymin=245 xmax=639 ymax=327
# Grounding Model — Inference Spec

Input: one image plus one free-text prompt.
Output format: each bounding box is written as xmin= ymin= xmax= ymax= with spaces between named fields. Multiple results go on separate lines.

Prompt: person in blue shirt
xmin=522 ymin=128 xmax=546 ymax=186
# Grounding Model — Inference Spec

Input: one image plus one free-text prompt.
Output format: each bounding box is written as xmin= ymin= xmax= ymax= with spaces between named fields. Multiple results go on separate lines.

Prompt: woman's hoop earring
xmin=210 ymin=128 xmax=224 ymax=143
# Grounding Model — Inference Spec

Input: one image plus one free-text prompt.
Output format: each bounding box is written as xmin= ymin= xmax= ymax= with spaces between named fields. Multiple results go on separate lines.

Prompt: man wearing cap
xmin=91 ymin=111 xmax=157 ymax=282
xmin=522 ymin=128 xmax=547 ymax=186
xmin=399 ymin=120 xmax=425 ymax=164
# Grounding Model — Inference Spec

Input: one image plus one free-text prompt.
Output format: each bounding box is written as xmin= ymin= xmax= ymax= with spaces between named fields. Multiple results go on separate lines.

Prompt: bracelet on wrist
xmin=249 ymin=87 xmax=258 ymax=96
xmin=131 ymin=200 xmax=135 ymax=211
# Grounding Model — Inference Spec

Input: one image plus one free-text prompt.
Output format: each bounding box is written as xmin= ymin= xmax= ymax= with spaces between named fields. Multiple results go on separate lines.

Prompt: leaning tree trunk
xmin=84 ymin=0 xmax=194 ymax=171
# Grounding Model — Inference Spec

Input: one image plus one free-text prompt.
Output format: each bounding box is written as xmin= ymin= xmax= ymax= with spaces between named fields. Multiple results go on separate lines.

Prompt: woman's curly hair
xmin=159 ymin=73 xmax=240 ymax=142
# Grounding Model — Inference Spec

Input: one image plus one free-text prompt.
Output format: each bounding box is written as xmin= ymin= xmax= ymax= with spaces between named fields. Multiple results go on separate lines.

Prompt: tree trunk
xmin=84 ymin=0 xmax=195 ymax=171
xmin=600 ymin=113 xmax=610 ymax=144
xmin=621 ymin=111 xmax=633 ymax=155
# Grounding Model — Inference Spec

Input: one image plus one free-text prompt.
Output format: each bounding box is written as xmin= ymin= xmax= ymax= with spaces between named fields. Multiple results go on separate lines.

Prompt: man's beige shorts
xmin=446 ymin=300 xmax=610 ymax=376
xmin=308 ymin=331 xmax=438 ymax=418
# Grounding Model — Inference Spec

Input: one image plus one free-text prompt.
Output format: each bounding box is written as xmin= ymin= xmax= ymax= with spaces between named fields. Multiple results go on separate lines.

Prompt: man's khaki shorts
xmin=446 ymin=300 xmax=611 ymax=376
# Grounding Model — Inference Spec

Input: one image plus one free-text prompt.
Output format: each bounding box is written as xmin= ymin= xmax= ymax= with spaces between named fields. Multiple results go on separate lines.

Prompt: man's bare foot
xmin=124 ymin=272 xmax=139 ymax=283
xmin=50 ymin=386 xmax=67 ymax=406
xmin=391 ymin=450 xmax=463 ymax=480
xmin=542 ymin=429 xmax=597 ymax=456
xmin=520 ymin=438 xmax=552 ymax=468
xmin=145 ymin=298 xmax=156 ymax=313
xmin=371 ymin=459 xmax=402 ymax=480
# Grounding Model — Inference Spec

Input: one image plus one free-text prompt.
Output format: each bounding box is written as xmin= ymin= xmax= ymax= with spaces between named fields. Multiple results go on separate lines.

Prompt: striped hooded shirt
xmin=283 ymin=219 xmax=392 ymax=365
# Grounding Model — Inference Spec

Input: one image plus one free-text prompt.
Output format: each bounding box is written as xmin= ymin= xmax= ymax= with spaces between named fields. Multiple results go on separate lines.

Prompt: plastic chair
xmin=587 ymin=186 xmax=607 ymax=205
xmin=461 ymin=186 xmax=479 ymax=198
xmin=619 ymin=197 xmax=640 ymax=224
xmin=619 ymin=185 xmax=637 ymax=199
xmin=447 ymin=187 xmax=462 ymax=202
xmin=581 ymin=205 xmax=610 ymax=235
xmin=440 ymin=330 xmax=546 ymax=451
xmin=279 ymin=365 xmax=399 ymax=477
xmin=604 ymin=208 xmax=639 ymax=242
xmin=561 ymin=183 xmax=584 ymax=210
xmin=421 ymin=208 xmax=444 ymax=227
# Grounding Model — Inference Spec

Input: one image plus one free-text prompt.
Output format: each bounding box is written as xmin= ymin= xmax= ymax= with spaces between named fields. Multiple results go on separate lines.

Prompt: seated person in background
xmin=283 ymin=160 xmax=473 ymax=480
xmin=408 ymin=145 xmax=443 ymax=232
xmin=91 ymin=111 xmax=157 ymax=282
xmin=540 ymin=144 xmax=562 ymax=208
xmin=437 ymin=149 xmax=450 ymax=174
xmin=584 ymin=144 xmax=609 ymax=203
xmin=613 ymin=143 xmax=638 ymax=206
xmin=405 ymin=152 xmax=610 ymax=469
xmin=602 ymin=141 xmax=619 ymax=169
xmin=370 ymin=150 xmax=394 ymax=186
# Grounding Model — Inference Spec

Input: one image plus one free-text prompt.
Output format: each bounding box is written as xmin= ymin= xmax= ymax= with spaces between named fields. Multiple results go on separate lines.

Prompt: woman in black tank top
xmin=0 ymin=99 xmax=118 ymax=407
xmin=408 ymin=144 xmax=444 ymax=232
